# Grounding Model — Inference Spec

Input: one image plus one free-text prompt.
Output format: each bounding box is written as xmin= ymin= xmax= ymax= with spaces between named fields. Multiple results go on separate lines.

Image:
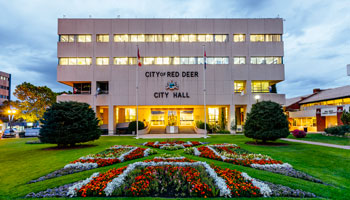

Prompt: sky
xmin=0 ymin=0 xmax=349 ymax=98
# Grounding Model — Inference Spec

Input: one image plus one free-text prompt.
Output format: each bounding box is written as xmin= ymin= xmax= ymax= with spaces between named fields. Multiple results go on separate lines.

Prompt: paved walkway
xmin=137 ymin=134 xmax=208 ymax=139
xmin=281 ymin=138 xmax=350 ymax=150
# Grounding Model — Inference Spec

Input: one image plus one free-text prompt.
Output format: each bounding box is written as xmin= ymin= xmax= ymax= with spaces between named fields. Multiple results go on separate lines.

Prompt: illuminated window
xmin=206 ymin=34 xmax=214 ymax=42
xmin=233 ymin=57 xmax=246 ymax=64
xmin=189 ymin=34 xmax=197 ymax=42
xmin=59 ymin=35 xmax=75 ymax=42
xmin=143 ymin=57 xmax=155 ymax=65
xmin=251 ymin=81 xmax=270 ymax=93
xmin=180 ymin=57 xmax=189 ymax=64
xmin=233 ymin=34 xmax=245 ymax=42
xmin=273 ymin=57 xmax=282 ymax=64
xmin=250 ymin=34 xmax=265 ymax=42
xmin=59 ymin=58 xmax=68 ymax=65
xmin=173 ymin=57 xmax=180 ymax=65
xmin=59 ymin=57 xmax=92 ymax=65
xmin=214 ymin=34 xmax=227 ymax=42
xmin=208 ymin=108 xmax=219 ymax=123
xmin=96 ymin=34 xmax=109 ymax=42
xmin=180 ymin=35 xmax=189 ymax=42
xmin=128 ymin=57 xmax=137 ymax=65
xmin=96 ymin=57 xmax=109 ymax=65
xmin=207 ymin=57 xmax=215 ymax=64
xmin=265 ymin=34 xmax=281 ymax=42
xmin=251 ymin=57 xmax=282 ymax=64
xmin=234 ymin=81 xmax=245 ymax=93
xmin=77 ymin=58 xmax=92 ymax=65
xmin=198 ymin=35 xmax=206 ymax=42
xmin=130 ymin=35 xmax=138 ymax=42
xmin=114 ymin=57 xmax=128 ymax=65
xmin=125 ymin=108 xmax=136 ymax=122
xmin=77 ymin=35 xmax=92 ymax=42
xmin=73 ymin=83 xmax=91 ymax=94
xmin=172 ymin=34 xmax=179 ymax=42
xmin=155 ymin=57 xmax=163 ymax=65
xmin=189 ymin=57 xmax=197 ymax=64
xmin=138 ymin=34 xmax=145 ymax=42
xmin=163 ymin=57 xmax=170 ymax=65
xmin=164 ymin=35 xmax=172 ymax=42
xmin=155 ymin=34 xmax=163 ymax=42
xmin=114 ymin=34 xmax=129 ymax=42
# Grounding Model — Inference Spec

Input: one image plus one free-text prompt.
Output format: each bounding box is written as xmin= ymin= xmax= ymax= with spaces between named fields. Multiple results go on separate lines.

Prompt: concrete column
xmin=108 ymin=105 xmax=115 ymax=135
xmin=337 ymin=106 xmax=343 ymax=126
xmin=91 ymin=81 xmax=97 ymax=113
xmin=229 ymin=105 xmax=235 ymax=134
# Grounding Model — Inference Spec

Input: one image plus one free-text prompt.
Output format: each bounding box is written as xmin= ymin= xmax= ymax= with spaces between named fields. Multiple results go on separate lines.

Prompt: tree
xmin=128 ymin=121 xmax=145 ymax=133
xmin=244 ymin=101 xmax=289 ymax=143
xmin=341 ymin=110 xmax=350 ymax=125
xmin=13 ymin=82 xmax=57 ymax=123
xmin=39 ymin=101 xmax=101 ymax=147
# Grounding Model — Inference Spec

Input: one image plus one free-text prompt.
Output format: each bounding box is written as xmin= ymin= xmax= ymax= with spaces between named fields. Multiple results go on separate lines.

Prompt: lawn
xmin=288 ymin=133 xmax=350 ymax=146
xmin=0 ymin=135 xmax=349 ymax=200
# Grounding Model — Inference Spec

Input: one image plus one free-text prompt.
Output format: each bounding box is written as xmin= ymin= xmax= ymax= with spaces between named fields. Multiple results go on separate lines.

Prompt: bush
xmin=19 ymin=131 xmax=25 ymax=138
xmin=324 ymin=125 xmax=350 ymax=136
xmin=341 ymin=110 xmax=350 ymax=125
xmin=195 ymin=121 xmax=213 ymax=133
xmin=39 ymin=101 xmax=101 ymax=147
xmin=292 ymin=129 xmax=306 ymax=138
xmin=244 ymin=101 xmax=289 ymax=143
xmin=128 ymin=121 xmax=145 ymax=133
xmin=216 ymin=130 xmax=231 ymax=134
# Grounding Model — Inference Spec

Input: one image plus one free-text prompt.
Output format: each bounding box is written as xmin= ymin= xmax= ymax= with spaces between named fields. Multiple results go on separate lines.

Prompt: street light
xmin=7 ymin=108 xmax=17 ymax=130
xmin=254 ymin=95 xmax=261 ymax=103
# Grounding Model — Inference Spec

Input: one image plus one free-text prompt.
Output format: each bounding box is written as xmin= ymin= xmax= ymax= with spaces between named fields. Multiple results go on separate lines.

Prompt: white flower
xmin=67 ymin=172 xmax=100 ymax=197
xmin=117 ymin=147 xmax=138 ymax=162
xmin=241 ymin=172 xmax=272 ymax=197
xmin=251 ymin=163 xmax=293 ymax=170
xmin=64 ymin=162 xmax=98 ymax=170
xmin=193 ymin=147 xmax=201 ymax=156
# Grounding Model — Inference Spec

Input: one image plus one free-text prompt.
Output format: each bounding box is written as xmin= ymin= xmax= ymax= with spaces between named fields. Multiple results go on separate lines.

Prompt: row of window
xmin=0 ymin=76 xmax=9 ymax=81
xmin=59 ymin=34 xmax=282 ymax=43
xmin=0 ymin=95 xmax=9 ymax=99
xmin=70 ymin=81 xmax=275 ymax=95
xmin=59 ymin=56 xmax=283 ymax=65
xmin=0 ymin=85 xmax=9 ymax=90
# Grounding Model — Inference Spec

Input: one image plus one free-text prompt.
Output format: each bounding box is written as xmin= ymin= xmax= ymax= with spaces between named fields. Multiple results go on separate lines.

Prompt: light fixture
xmin=254 ymin=95 xmax=261 ymax=100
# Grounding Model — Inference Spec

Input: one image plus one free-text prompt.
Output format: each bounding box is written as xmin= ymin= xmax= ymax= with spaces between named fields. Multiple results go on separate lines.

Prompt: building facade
xmin=0 ymin=71 xmax=11 ymax=105
xmin=286 ymin=86 xmax=350 ymax=132
xmin=57 ymin=18 xmax=286 ymax=134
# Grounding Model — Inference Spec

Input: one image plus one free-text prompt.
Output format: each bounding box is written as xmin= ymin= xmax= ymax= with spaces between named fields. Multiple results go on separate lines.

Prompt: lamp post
xmin=7 ymin=108 xmax=17 ymax=130
xmin=254 ymin=95 xmax=261 ymax=103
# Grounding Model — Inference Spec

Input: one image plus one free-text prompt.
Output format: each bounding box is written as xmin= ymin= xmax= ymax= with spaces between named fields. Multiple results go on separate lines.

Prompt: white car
xmin=25 ymin=128 xmax=40 ymax=137
xmin=2 ymin=129 xmax=16 ymax=138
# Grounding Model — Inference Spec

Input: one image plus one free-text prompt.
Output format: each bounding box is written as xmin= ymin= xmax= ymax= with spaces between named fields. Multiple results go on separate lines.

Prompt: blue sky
xmin=0 ymin=0 xmax=349 ymax=98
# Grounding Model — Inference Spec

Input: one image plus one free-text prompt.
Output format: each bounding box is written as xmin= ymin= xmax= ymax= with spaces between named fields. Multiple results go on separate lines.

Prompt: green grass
xmin=0 ymin=135 xmax=349 ymax=200
xmin=288 ymin=133 xmax=350 ymax=146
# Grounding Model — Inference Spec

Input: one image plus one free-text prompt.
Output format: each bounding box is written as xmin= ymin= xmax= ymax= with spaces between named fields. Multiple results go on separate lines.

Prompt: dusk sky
xmin=0 ymin=0 xmax=349 ymax=98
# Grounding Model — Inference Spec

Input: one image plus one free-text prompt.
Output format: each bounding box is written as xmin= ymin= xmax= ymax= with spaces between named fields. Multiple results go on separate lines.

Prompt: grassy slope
xmin=288 ymin=134 xmax=350 ymax=146
xmin=0 ymin=135 xmax=349 ymax=200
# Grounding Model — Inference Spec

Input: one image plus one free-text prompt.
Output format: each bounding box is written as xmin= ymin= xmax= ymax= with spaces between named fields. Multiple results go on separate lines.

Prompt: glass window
xmin=155 ymin=57 xmax=163 ymax=65
xmin=206 ymin=34 xmax=214 ymax=42
xmin=128 ymin=57 xmax=137 ymax=65
xmin=257 ymin=57 xmax=265 ymax=64
xmin=125 ymin=108 xmax=136 ymax=122
xmin=266 ymin=57 xmax=274 ymax=64
xmin=114 ymin=34 xmax=129 ymax=42
xmin=250 ymin=57 xmax=257 ymax=64
xmin=145 ymin=34 xmax=154 ymax=42
xmin=233 ymin=34 xmax=245 ymax=42
xmin=214 ymin=57 xmax=223 ymax=64
xmin=207 ymin=57 xmax=215 ymax=64
xmin=173 ymin=57 xmax=180 ymax=65
xmin=233 ymin=57 xmax=246 ymax=64
xmin=97 ymin=34 xmax=109 ymax=42
xmin=208 ymin=108 xmax=219 ymax=123
xmin=73 ymin=83 xmax=91 ymax=94
xmin=180 ymin=57 xmax=189 ymax=64
xmin=155 ymin=34 xmax=163 ymax=42
xmin=180 ymin=34 xmax=189 ymax=42
xmin=164 ymin=35 xmax=171 ymax=42
xmin=96 ymin=81 xmax=109 ymax=94
xmin=172 ymin=34 xmax=179 ymax=42
xmin=77 ymin=35 xmax=92 ymax=42
xmin=251 ymin=81 xmax=270 ymax=93
xmin=214 ymin=34 xmax=227 ymax=42
xmin=273 ymin=57 xmax=282 ymax=64
xmin=130 ymin=35 xmax=138 ymax=42
xmin=59 ymin=58 xmax=68 ymax=65
xmin=250 ymin=34 xmax=265 ymax=42
xmin=144 ymin=57 xmax=155 ymax=65
xmin=68 ymin=58 xmax=77 ymax=65
xmin=137 ymin=34 xmax=145 ymax=42
xmin=114 ymin=57 xmax=128 ymax=65
xmin=96 ymin=57 xmax=109 ymax=65
xmin=189 ymin=34 xmax=197 ymax=42
xmin=266 ymin=34 xmax=281 ymax=42
xmin=234 ymin=81 xmax=245 ymax=93
xmin=197 ymin=35 xmax=206 ymax=42
xmin=188 ymin=57 xmax=197 ymax=64
xmin=163 ymin=57 xmax=170 ymax=65
xmin=60 ymin=35 xmax=69 ymax=42
xmin=198 ymin=57 xmax=204 ymax=64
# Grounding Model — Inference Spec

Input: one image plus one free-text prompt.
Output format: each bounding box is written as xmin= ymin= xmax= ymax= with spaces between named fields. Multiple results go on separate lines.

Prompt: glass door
xmin=180 ymin=110 xmax=194 ymax=126
xmin=168 ymin=110 xmax=177 ymax=126
xmin=151 ymin=111 xmax=165 ymax=126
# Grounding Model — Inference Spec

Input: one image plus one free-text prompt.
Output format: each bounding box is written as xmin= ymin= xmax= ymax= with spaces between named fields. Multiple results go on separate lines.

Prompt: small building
xmin=0 ymin=71 xmax=11 ymax=105
xmin=285 ymin=86 xmax=350 ymax=132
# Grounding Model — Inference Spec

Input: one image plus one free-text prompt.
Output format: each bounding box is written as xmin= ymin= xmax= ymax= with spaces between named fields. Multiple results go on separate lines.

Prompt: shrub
xmin=216 ymin=130 xmax=231 ymax=134
xmin=244 ymin=101 xmax=289 ymax=143
xmin=324 ymin=125 xmax=350 ymax=136
xmin=196 ymin=121 xmax=213 ymax=133
xmin=341 ymin=110 xmax=350 ymax=125
xmin=292 ymin=129 xmax=306 ymax=138
xmin=39 ymin=101 xmax=101 ymax=147
xmin=128 ymin=121 xmax=145 ymax=133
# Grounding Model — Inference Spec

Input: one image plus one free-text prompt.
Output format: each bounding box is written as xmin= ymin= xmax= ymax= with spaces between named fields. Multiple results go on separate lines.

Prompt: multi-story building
xmin=286 ymin=86 xmax=350 ymax=132
xmin=57 ymin=18 xmax=285 ymax=135
xmin=0 ymin=71 xmax=11 ymax=105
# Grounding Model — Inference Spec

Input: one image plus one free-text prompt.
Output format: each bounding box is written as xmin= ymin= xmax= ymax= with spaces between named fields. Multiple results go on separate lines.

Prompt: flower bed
xmin=27 ymin=156 xmax=317 ymax=198
xmin=143 ymin=141 xmax=206 ymax=150
xmin=185 ymin=144 xmax=323 ymax=183
xmin=28 ymin=145 xmax=157 ymax=183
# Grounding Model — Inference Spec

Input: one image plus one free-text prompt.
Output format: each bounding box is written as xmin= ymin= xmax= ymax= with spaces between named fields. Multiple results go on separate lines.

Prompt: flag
xmin=137 ymin=48 xmax=142 ymax=67
xmin=204 ymin=50 xmax=207 ymax=70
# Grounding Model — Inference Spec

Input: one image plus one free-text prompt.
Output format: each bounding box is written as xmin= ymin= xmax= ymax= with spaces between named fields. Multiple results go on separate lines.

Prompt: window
xmin=206 ymin=34 xmax=214 ymax=42
xmin=144 ymin=57 xmax=155 ymax=65
xmin=250 ymin=56 xmax=282 ymax=64
xmin=173 ymin=57 xmax=180 ymax=65
xmin=128 ymin=57 xmax=137 ymax=65
xmin=164 ymin=35 xmax=172 ymax=42
xmin=180 ymin=34 xmax=189 ymax=42
xmin=188 ymin=34 xmax=197 ymax=42
xmin=125 ymin=108 xmax=136 ymax=122
xmin=233 ymin=56 xmax=246 ymax=64
xmin=163 ymin=57 xmax=170 ymax=65
xmin=96 ymin=57 xmax=109 ymax=65
xmin=251 ymin=81 xmax=270 ymax=93
xmin=114 ymin=34 xmax=129 ymax=42
xmin=97 ymin=34 xmax=109 ymax=42
xmin=208 ymin=108 xmax=219 ymax=123
xmin=214 ymin=34 xmax=227 ymax=42
xmin=265 ymin=34 xmax=281 ymax=42
xmin=155 ymin=57 xmax=163 ymax=65
xmin=73 ymin=83 xmax=91 ymax=94
xmin=188 ymin=57 xmax=197 ymax=64
xmin=234 ymin=81 xmax=245 ymax=93
xmin=59 ymin=35 xmax=75 ymax=42
xmin=77 ymin=35 xmax=92 ymax=42
xmin=114 ymin=57 xmax=128 ymax=65
xmin=96 ymin=81 xmax=109 ymax=94
xmin=172 ymin=34 xmax=179 ymax=42
xmin=198 ymin=34 xmax=206 ymax=42
xmin=180 ymin=57 xmax=189 ymax=64
xmin=233 ymin=34 xmax=245 ymax=42
xmin=59 ymin=57 xmax=91 ymax=65
xmin=250 ymin=34 xmax=265 ymax=42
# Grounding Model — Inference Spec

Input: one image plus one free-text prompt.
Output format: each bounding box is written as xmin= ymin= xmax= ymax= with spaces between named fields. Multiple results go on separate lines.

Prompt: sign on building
xmin=321 ymin=107 xmax=337 ymax=116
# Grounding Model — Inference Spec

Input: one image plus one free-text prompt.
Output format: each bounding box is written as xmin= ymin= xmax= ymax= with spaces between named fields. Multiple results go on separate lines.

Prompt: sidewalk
xmin=137 ymin=134 xmax=208 ymax=139
xmin=281 ymin=138 xmax=350 ymax=150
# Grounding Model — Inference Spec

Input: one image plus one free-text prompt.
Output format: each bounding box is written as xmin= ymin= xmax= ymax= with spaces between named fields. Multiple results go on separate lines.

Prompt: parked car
xmin=24 ymin=128 xmax=40 ymax=137
xmin=2 ymin=129 xmax=16 ymax=138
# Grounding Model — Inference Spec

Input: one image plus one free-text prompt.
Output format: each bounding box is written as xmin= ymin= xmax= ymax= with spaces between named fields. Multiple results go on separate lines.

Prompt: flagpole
xmin=136 ymin=45 xmax=139 ymax=139
xmin=203 ymin=45 xmax=207 ymax=138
